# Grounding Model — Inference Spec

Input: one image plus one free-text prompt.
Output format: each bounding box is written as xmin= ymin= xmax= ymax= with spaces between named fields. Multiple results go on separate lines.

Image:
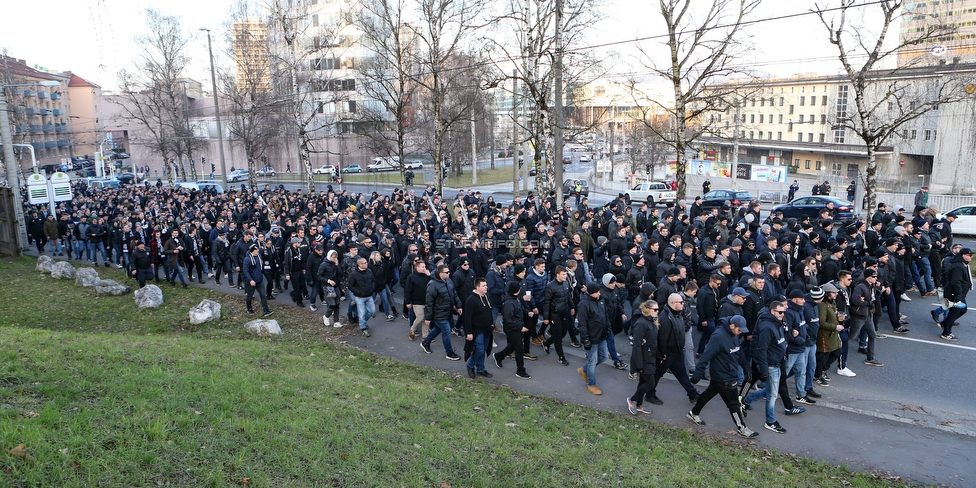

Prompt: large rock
xmin=244 ymin=319 xmax=282 ymax=336
xmin=188 ymin=299 xmax=221 ymax=324
xmin=75 ymin=267 xmax=100 ymax=287
xmin=134 ymin=285 xmax=164 ymax=309
xmin=36 ymin=255 xmax=54 ymax=273
xmin=50 ymin=260 xmax=76 ymax=279
xmin=92 ymin=279 xmax=131 ymax=296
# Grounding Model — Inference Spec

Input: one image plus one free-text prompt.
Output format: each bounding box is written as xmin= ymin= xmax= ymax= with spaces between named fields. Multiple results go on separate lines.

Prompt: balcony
xmin=23 ymin=90 xmax=35 ymax=97
xmin=57 ymin=140 xmax=68 ymax=147
xmin=31 ymin=141 xmax=43 ymax=149
xmin=25 ymin=108 xmax=38 ymax=116
xmin=39 ymin=109 xmax=52 ymax=116
xmin=50 ymin=92 xmax=60 ymax=100
xmin=42 ymin=124 xmax=55 ymax=132
xmin=52 ymin=109 xmax=64 ymax=116
xmin=44 ymin=141 xmax=56 ymax=148
xmin=37 ymin=91 xmax=48 ymax=99
xmin=55 ymin=124 xmax=67 ymax=132
xmin=28 ymin=125 xmax=41 ymax=132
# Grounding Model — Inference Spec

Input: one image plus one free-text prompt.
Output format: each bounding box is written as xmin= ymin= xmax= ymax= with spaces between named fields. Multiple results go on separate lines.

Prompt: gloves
xmin=956 ymin=302 xmax=968 ymax=309
xmin=759 ymin=373 xmax=769 ymax=383
xmin=583 ymin=340 xmax=592 ymax=350
xmin=690 ymin=373 xmax=702 ymax=385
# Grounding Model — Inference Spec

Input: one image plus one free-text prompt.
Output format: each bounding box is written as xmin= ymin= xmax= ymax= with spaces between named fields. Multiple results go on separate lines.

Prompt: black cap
xmin=507 ymin=281 xmax=522 ymax=295
xmin=788 ymin=289 xmax=805 ymax=299
xmin=586 ymin=282 xmax=601 ymax=295
xmin=863 ymin=268 xmax=877 ymax=278
xmin=668 ymin=266 xmax=681 ymax=277
xmin=961 ymin=247 xmax=973 ymax=255
xmin=512 ymin=263 xmax=526 ymax=275
xmin=829 ymin=244 xmax=843 ymax=253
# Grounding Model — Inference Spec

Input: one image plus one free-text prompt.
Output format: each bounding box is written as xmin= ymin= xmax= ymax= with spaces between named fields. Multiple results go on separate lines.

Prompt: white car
xmin=367 ymin=157 xmax=399 ymax=172
xmin=255 ymin=166 xmax=276 ymax=176
xmin=938 ymin=205 xmax=976 ymax=235
xmin=625 ymin=181 xmax=677 ymax=205
xmin=226 ymin=169 xmax=249 ymax=183
xmin=313 ymin=165 xmax=336 ymax=175
xmin=405 ymin=161 xmax=424 ymax=170
xmin=579 ymin=154 xmax=591 ymax=163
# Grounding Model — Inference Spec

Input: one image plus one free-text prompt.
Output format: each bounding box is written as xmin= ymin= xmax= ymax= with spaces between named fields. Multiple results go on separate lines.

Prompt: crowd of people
xmin=23 ymin=179 xmax=972 ymax=438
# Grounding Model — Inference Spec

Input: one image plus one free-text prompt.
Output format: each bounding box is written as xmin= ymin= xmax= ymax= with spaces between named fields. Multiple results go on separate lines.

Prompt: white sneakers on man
xmin=836 ymin=367 xmax=856 ymax=377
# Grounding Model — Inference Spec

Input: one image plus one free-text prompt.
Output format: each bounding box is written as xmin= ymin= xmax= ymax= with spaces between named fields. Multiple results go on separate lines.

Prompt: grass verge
xmin=0 ymin=257 xmax=905 ymax=487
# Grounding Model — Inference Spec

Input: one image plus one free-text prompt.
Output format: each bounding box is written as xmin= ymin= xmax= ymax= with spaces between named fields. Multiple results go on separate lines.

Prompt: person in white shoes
xmin=687 ymin=315 xmax=758 ymax=438
xmin=816 ymin=284 xmax=847 ymax=382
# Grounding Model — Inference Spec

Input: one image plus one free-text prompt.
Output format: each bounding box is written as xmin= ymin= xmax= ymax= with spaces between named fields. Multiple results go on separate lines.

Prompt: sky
xmin=0 ymin=0 xmax=894 ymax=91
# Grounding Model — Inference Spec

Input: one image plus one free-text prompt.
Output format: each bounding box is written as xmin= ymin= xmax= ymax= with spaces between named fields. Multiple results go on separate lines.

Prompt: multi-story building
xmin=233 ymin=18 xmax=272 ymax=94
xmin=0 ymin=56 xmax=75 ymax=172
xmin=699 ymin=63 xmax=976 ymax=193
xmin=899 ymin=0 xmax=976 ymax=67
xmin=65 ymin=72 xmax=103 ymax=158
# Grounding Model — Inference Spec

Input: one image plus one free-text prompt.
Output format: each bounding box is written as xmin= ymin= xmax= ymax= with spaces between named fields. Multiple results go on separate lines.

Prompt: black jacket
xmin=576 ymin=293 xmax=610 ymax=345
xmin=404 ymin=271 xmax=431 ymax=305
xmin=692 ymin=320 xmax=747 ymax=383
xmin=424 ymin=276 xmax=461 ymax=321
xmin=657 ymin=305 xmax=685 ymax=357
xmin=463 ymin=293 xmax=494 ymax=336
xmin=501 ymin=294 xmax=525 ymax=333
xmin=629 ymin=316 xmax=658 ymax=372
xmin=697 ymin=285 xmax=720 ymax=324
xmin=850 ymin=280 xmax=874 ymax=318
xmin=543 ymin=278 xmax=572 ymax=320
xmin=944 ymin=255 xmax=973 ymax=303
xmin=317 ymin=259 xmax=342 ymax=287
xmin=307 ymin=251 xmax=325 ymax=283
xmin=752 ymin=310 xmax=787 ymax=372
xmin=347 ymin=266 xmax=375 ymax=298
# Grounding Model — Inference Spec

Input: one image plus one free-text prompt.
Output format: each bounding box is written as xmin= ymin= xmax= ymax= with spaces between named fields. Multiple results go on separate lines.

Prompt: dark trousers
xmin=942 ymin=305 xmax=967 ymax=336
xmin=495 ymin=330 xmax=527 ymax=374
xmin=931 ymin=250 xmax=944 ymax=288
xmin=134 ymin=268 xmax=153 ymax=288
xmin=651 ymin=353 xmax=698 ymax=400
xmin=263 ymin=271 xmax=275 ymax=298
xmin=245 ymin=281 xmax=270 ymax=313
xmin=543 ymin=313 xmax=570 ymax=360
xmin=815 ymin=349 xmax=841 ymax=379
xmin=691 ymin=378 xmax=745 ymax=429
xmin=630 ymin=371 xmax=658 ymax=407
xmin=289 ymin=271 xmax=307 ymax=304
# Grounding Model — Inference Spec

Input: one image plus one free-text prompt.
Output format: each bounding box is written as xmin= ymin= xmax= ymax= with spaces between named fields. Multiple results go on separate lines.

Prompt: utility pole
xmin=512 ymin=71 xmax=519 ymax=198
xmin=553 ymin=0 xmax=564 ymax=204
xmin=0 ymin=87 xmax=28 ymax=250
xmin=731 ymin=98 xmax=740 ymax=189
xmin=201 ymin=28 xmax=227 ymax=181
xmin=471 ymin=113 xmax=477 ymax=185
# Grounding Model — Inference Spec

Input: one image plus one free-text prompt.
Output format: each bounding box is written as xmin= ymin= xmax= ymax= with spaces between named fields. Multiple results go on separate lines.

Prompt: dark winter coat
xmin=630 ymin=316 xmax=658 ymax=373
xmin=692 ymin=319 xmax=748 ymax=384
xmin=576 ymin=293 xmax=610 ymax=346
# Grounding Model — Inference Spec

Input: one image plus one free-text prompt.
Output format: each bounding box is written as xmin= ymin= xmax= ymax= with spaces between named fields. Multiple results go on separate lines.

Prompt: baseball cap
xmin=732 ymin=287 xmax=748 ymax=297
xmin=729 ymin=315 xmax=749 ymax=334
xmin=961 ymin=247 xmax=973 ymax=255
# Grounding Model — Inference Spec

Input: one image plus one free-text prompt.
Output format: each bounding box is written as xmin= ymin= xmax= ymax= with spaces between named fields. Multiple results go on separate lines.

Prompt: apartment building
xmin=0 ymin=56 xmax=74 ymax=172
xmin=899 ymin=0 xmax=976 ymax=67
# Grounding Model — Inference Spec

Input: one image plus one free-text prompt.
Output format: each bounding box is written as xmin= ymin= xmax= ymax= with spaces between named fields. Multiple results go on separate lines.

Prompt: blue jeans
xmin=606 ymin=330 xmax=622 ymax=362
xmin=423 ymin=319 xmax=455 ymax=354
xmin=168 ymin=264 xmax=186 ymax=286
xmin=583 ymin=339 xmax=609 ymax=386
xmin=73 ymin=240 xmax=87 ymax=260
xmin=804 ymin=345 xmax=817 ymax=390
xmin=838 ymin=328 xmax=850 ymax=368
xmin=697 ymin=320 xmax=716 ymax=355
xmin=48 ymin=238 xmax=63 ymax=254
xmin=467 ymin=333 xmax=488 ymax=373
xmin=374 ymin=287 xmax=391 ymax=316
xmin=914 ymin=258 xmax=934 ymax=294
xmin=785 ymin=352 xmax=807 ymax=398
xmin=88 ymin=241 xmax=106 ymax=263
xmin=745 ymin=365 xmax=781 ymax=424
xmin=848 ymin=316 xmax=876 ymax=361
xmin=354 ymin=296 xmax=375 ymax=330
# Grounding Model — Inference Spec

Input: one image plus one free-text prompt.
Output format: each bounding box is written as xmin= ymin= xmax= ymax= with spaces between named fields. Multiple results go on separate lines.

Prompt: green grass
xmin=0 ymin=257 xmax=905 ymax=487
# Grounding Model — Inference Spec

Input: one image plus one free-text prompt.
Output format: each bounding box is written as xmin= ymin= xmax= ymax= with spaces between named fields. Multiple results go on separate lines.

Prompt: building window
xmin=888 ymin=100 xmax=895 ymax=111
xmin=741 ymin=130 xmax=746 ymax=138
xmin=800 ymin=96 xmax=805 ymax=106
xmin=759 ymin=114 xmax=764 ymax=123
xmin=821 ymin=114 xmax=827 ymax=124
xmin=847 ymin=164 xmax=859 ymax=178
xmin=751 ymin=98 xmax=756 ymax=107
xmin=816 ymin=160 xmax=822 ymax=170
xmin=348 ymin=100 xmax=357 ymax=113
xmin=780 ymin=97 xmax=784 ymax=106
xmin=833 ymin=126 xmax=845 ymax=143
xmin=749 ymin=131 xmax=754 ymax=138
xmin=799 ymin=114 xmax=804 ymax=123
xmin=933 ymin=130 xmax=937 ymax=140
xmin=788 ymin=122 xmax=793 ymax=132
xmin=909 ymin=101 xmax=917 ymax=111
xmin=795 ymin=158 xmax=801 ymax=167
xmin=808 ymin=133 xmax=814 ymax=142
xmin=778 ymin=114 xmax=783 ymax=124
xmin=760 ymin=98 xmax=765 ymax=107
xmin=778 ymin=131 xmax=783 ymax=140
xmin=911 ymin=129 xmax=917 ymax=139
xmin=822 ymin=95 xmax=828 ymax=106
xmin=750 ymin=114 xmax=755 ymax=123
xmin=312 ymin=14 xmax=319 ymax=27
xmin=759 ymin=131 xmax=764 ymax=139
xmin=836 ymin=85 xmax=848 ymax=120
xmin=805 ymin=160 xmax=811 ymax=169
xmin=798 ymin=133 xmax=803 ymax=142
xmin=789 ymin=104 xmax=794 ymax=114
xmin=820 ymin=133 xmax=826 ymax=143
xmin=925 ymin=129 xmax=932 ymax=140
xmin=902 ymin=129 xmax=909 ymax=139
xmin=810 ymin=114 xmax=814 ymax=124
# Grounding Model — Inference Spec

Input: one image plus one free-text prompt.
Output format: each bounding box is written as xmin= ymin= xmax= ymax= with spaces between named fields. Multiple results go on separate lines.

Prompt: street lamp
xmin=200 ymin=28 xmax=227 ymax=182
xmin=1 ymin=79 xmax=61 ymax=252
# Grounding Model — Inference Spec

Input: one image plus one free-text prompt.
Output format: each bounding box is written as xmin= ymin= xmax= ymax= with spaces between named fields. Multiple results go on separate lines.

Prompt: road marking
xmin=885 ymin=334 xmax=976 ymax=352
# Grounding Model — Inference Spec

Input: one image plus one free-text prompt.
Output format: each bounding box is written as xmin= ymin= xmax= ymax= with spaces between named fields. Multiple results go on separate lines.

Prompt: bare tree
xmin=353 ymin=0 xmax=418 ymax=190
xmin=225 ymin=0 xmax=285 ymax=189
xmin=814 ymin=0 xmax=961 ymax=212
xmin=631 ymin=0 xmax=759 ymax=201
xmin=268 ymin=0 xmax=354 ymax=193
xmin=115 ymin=9 xmax=198 ymax=184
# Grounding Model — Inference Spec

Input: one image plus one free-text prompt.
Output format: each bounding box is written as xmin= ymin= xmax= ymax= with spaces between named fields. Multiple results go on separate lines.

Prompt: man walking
xmin=464 ymin=278 xmax=494 ymax=379
xmin=347 ymin=256 xmax=377 ymax=337
xmin=687 ymin=315 xmax=758 ymax=438
xmin=493 ymin=281 xmax=532 ymax=379
xmin=421 ymin=264 xmax=463 ymax=360
xmin=645 ymin=293 xmax=700 ymax=406
xmin=243 ymin=244 xmax=273 ymax=316
xmin=744 ymin=301 xmax=790 ymax=434
xmin=577 ymin=282 xmax=610 ymax=395
xmin=940 ymin=248 xmax=973 ymax=341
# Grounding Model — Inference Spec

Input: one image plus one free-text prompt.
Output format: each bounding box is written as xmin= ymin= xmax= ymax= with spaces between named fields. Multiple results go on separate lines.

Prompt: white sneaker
xmin=208 ymin=272 xmax=215 ymax=278
xmin=836 ymin=367 xmax=856 ymax=377
xmin=900 ymin=293 xmax=912 ymax=302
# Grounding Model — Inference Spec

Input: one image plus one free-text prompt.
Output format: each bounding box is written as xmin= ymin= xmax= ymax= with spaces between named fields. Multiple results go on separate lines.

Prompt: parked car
xmin=578 ymin=154 xmax=591 ymax=163
xmin=88 ymin=178 xmax=120 ymax=190
xmin=75 ymin=168 xmax=96 ymax=178
xmin=255 ymin=166 xmax=276 ymax=177
xmin=773 ymin=195 xmax=854 ymax=221
xmin=367 ymin=157 xmax=399 ymax=172
xmin=343 ymin=164 xmax=363 ymax=173
xmin=562 ymin=156 xmax=572 ymax=165
xmin=625 ymin=181 xmax=677 ymax=205
xmin=562 ymin=178 xmax=589 ymax=198
xmin=700 ymin=189 xmax=755 ymax=210
xmin=116 ymin=172 xmax=137 ymax=185
xmin=405 ymin=161 xmax=424 ymax=170
xmin=529 ymin=165 xmax=537 ymax=176
xmin=312 ymin=165 xmax=336 ymax=175
xmin=937 ymin=205 xmax=976 ymax=235
xmin=226 ymin=169 xmax=250 ymax=183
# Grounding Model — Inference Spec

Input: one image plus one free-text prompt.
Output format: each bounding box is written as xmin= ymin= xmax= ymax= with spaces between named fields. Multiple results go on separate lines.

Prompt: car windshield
xmin=734 ymin=192 xmax=752 ymax=199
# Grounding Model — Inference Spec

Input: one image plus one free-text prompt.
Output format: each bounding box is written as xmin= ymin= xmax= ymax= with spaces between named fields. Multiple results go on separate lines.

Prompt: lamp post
xmin=200 ymin=28 xmax=227 ymax=182
xmin=2 ymin=80 xmax=61 ymax=252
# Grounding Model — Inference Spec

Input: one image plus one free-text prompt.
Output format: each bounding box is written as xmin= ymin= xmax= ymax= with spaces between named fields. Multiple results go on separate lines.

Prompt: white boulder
xmin=75 ymin=267 xmax=100 ymax=287
xmin=134 ymin=285 xmax=164 ymax=309
xmin=92 ymin=279 xmax=131 ymax=296
xmin=36 ymin=255 xmax=54 ymax=273
xmin=188 ymin=299 xmax=222 ymax=324
xmin=50 ymin=260 xmax=76 ymax=279
xmin=244 ymin=319 xmax=282 ymax=336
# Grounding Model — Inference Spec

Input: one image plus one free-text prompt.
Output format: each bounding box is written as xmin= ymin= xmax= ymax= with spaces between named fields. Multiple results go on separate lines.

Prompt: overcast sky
xmin=0 ymin=0 xmax=892 ymax=90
